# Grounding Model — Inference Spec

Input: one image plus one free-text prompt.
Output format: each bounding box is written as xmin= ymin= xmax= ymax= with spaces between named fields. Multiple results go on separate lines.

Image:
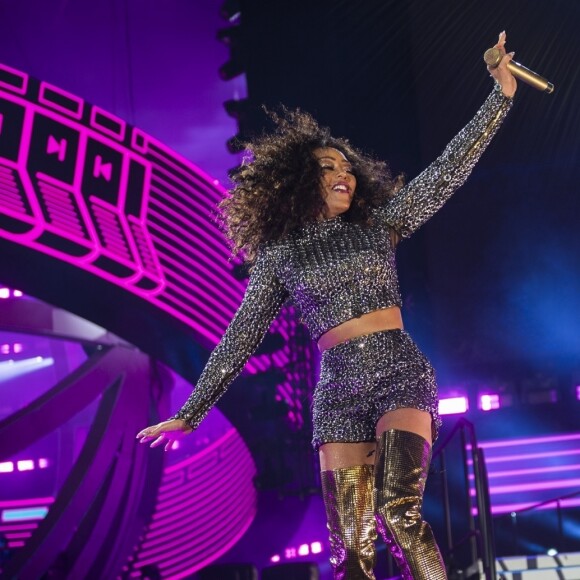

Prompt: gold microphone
xmin=484 ymin=47 xmax=554 ymax=94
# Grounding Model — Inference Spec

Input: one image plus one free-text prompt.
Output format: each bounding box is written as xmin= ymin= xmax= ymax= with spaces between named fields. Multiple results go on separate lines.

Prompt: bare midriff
xmin=317 ymin=306 xmax=404 ymax=352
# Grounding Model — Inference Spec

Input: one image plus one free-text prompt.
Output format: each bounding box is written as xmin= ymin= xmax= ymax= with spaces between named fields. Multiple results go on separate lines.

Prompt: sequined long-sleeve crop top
xmin=175 ymin=88 xmax=513 ymax=429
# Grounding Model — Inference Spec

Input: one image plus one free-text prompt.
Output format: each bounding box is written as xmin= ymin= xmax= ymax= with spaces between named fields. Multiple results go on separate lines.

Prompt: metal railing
xmin=432 ymin=418 xmax=496 ymax=580
xmin=502 ymin=489 xmax=580 ymax=554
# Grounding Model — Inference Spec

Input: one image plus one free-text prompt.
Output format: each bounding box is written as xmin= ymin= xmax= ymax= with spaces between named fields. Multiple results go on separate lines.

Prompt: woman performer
xmin=137 ymin=32 xmax=516 ymax=579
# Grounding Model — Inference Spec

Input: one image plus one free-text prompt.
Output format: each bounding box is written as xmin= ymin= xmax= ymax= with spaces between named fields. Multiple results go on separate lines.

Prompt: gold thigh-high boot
xmin=321 ymin=464 xmax=377 ymax=579
xmin=374 ymin=429 xmax=447 ymax=580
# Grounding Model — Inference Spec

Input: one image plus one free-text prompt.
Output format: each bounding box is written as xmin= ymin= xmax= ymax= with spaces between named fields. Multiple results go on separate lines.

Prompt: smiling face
xmin=314 ymin=147 xmax=357 ymax=219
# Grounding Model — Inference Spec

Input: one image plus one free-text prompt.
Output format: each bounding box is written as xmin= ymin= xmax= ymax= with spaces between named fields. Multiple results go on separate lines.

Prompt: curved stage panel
xmin=0 ymin=61 xmax=286 ymax=376
xmin=0 ymin=63 xmax=275 ymax=578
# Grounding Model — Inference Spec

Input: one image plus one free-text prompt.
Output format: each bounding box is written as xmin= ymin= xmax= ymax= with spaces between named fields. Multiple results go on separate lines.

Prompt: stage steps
xmin=495 ymin=552 xmax=580 ymax=579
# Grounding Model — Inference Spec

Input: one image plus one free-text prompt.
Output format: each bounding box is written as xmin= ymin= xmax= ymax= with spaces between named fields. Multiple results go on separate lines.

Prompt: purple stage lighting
xmin=468 ymin=432 xmax=580 ymax=515
xmin=1 ymin=507 xmax=49 ymax=522
xmin=130 ymin=427 xmax=256 ymax=578
xmin=272 ymin=539 xmax=326 ymax=563
xmin=439 ymin=396 xmax=469 ymax=415
xmin=16 ymin=460 xmax=33 ymax=472
xmin=479 ymin=393 xmax=500 ymax=411
xmin=311 ymin=542 xmax=323 ymax=554
xmin=576 ymin=385 xmax=580 ymax=400
xmin=0 ymin=62 xmax=285 ymax=372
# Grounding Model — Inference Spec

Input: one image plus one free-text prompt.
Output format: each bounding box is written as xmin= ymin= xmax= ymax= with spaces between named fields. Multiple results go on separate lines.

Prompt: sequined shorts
xmin=311 ymin=329 xmax=442 ymax=450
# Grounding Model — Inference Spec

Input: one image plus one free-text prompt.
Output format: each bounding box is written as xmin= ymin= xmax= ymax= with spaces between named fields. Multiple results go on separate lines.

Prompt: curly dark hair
xmin=219 ymin=108 xmax=402 ymax=260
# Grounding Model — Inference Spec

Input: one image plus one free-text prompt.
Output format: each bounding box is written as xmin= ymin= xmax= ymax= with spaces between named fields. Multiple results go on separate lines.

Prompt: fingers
xmin=136 ymin=425 xmax=159 ymax=442
xmin=136 ymin=419 xmax=192 ymax=450
xmin=494 ymin=30 xmax=507 ymax=50
xmin=150 ymin=434 xmax=166 ymax=448
xmin=164 ymin=439 xmax=178 ymax=452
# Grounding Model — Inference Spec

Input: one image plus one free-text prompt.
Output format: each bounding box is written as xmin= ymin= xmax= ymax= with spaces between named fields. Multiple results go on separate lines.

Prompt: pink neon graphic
xmin=0 ymin=63 xmax=28 ymax=94
xmin=471 ymin=463 xmax=580 ymax=480
xmin=0 ymin=461 xmax=14 ymax=473
xmin=471 ymin=449 xmax=580 ymax=465
xmin=270 ymin=555 xmax=281 ymax=563
xmin=285 ymin=547 xmax=297 ymax=559
xmin=131 ymin=428 xmax=256 ymax=577
xmin=479 ymin=433 xmax=580 ymax=449
xmin=46 ymin=135 xmax=67 ymax=162
xmin=438 ymin=396 xmax=468 ymax=415
xmin=0 ymin=497 xmax=54 ymax=509
xmin=479 ymin=393 xmax=500 ymax=411
xmin=93 ymin=155 xmax=112 ymax=181
xmin=38 ymin=458 xmax=49 ymax=469
xmin=39 ymin=81 xmax=83 ymax=120
xmin=471 ymin=478 xmax=580 ymax=496
xmin=13 ymin=343 xmax=23 ymax=353
xmin=90 ymin=105 xmax=126 ymax=141
xmin=487 ymin=497 xmax=580 ymax=516
xmin=0 ymin=523 xmax=37 ymax=532
xmin=298 ymin=544 xmax=309 ymax=556
xmin=0 ymin=64 xmax=291 ymax=377
xmin=468 ymin=432 xmax=580 ymax=516
xmin=0 ymin=344 xmax=8 ymax=354
xmin=311 ymin=542 xmax=323 ymax=554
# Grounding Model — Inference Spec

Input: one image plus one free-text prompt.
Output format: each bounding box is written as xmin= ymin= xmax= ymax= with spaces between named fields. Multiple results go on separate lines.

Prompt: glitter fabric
xmin=374 ymin=429 xmax=447 ymax=579
xmin=174 ymin=90 xmax=512 ymax=430
xmin=321 ymin=465 xmax=377 ymax=579
xmin=271 ymin=89 xmax=512 ymax=341
xmin=312 ymin=329 xmax=441 ymax=450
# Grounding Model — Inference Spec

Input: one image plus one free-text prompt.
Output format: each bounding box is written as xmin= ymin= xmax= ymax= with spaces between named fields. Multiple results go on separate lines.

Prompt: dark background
xmin=237 ymin=0 xmax=580 ymax=387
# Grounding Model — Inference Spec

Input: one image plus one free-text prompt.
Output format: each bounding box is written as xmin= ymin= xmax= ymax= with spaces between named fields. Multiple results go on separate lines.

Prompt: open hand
xmin=136 ymin=418 xmax=193 ymax=451
xmin=488 ymin=31 xmax=517 ymax=98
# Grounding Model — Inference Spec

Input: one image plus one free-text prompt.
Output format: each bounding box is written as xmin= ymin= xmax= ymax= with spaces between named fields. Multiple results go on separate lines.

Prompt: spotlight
xmin=0 ymin=461 xmax=14 ymax=473
xmin=439 ymin=396 xmax=469 ymax=415
xmin=479 ymin=393 xmax=500 ymax=411
xmin=220 ymin=0 xmax=241 ymax=23
xmin=311 ymin=541 xmax=323 ymax=554
xmin=17 ymin=460 xmax=34 ymax=471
